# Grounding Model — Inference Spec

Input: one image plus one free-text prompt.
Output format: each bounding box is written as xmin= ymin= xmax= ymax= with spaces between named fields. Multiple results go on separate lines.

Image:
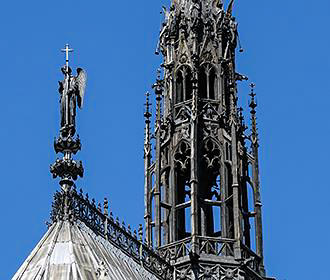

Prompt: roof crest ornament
xmin=50 ymin=44 xmax=87 ymax=193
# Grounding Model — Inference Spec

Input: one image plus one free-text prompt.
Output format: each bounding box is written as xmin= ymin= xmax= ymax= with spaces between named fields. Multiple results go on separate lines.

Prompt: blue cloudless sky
xmin=1 ymin=1 xmax=330 ymax=279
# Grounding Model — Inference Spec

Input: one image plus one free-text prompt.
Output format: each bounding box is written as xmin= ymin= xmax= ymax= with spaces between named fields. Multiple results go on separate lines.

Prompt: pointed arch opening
xmin=175 ymin=66 xmax=193 ymax=104
xmin=200 ymin=139 xmax=223 ymax=237
xmin=209 ymin=67 xmax=216 ymax=99
xmin=198 ymin=64 xmax=218 ymax=100
xmin=174 ymin=141 xmax=191 ymax=241
xmin=185 ymin=67 xmax=193 ymax=101
xmin=176 ymin=69 xmax=184 ymax=103
xmin=198 ymin=67 xmax=207 ymax=99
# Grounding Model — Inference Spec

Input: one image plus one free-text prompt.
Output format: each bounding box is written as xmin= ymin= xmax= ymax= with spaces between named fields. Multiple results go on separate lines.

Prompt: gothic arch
xmin=198 ymin=63 xmax=219 ymax=100
xmin=173 ymin=140 xmax=192 ymax=241
xmin=175 ymin=65 xmax=193 ymax=103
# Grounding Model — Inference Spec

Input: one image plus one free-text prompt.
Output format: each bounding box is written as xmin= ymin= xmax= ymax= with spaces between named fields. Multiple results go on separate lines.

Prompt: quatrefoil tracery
xmin=203 ymin=139 xmax=221 ymax=170
xmin=174 ymin=141 xmax=191 ymax=172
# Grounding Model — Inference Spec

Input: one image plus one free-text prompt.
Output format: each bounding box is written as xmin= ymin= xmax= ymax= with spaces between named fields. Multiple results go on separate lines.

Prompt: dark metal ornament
xmin=50 ymin=44 xmax=86 ymax=189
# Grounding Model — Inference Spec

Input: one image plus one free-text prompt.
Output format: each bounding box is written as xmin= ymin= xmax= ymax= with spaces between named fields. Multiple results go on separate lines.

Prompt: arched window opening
xmin=176 ymin=69 xmax=184 ymax=103
xmin=175 ymin=66 xmax=193 ymax=103
xmin=198 ymin=65 xmax=217 ymax=100
xmin=185 ymin=206 xmax=191 ymax=235
xmin=198 ymin=67 xmax=207 ymax=99
xmin=161 ymin=204 xmax=170 ymax=246
xmin=209 ymin=68 xmax=216 ymax=99
xmin=212 ymin=206 xmax=221 ymax=237
xmin=185 ymin=183 xmax=191 ymax=202
xmin=174 ymin=141 xmax=191 ymax=241
xmin=186 ymin=67 xmax=193 ymax=100
xmin=176 ymin=176 xmax=191 ymax=240
xmin=224 ymin=163 xmax=234 ymax=239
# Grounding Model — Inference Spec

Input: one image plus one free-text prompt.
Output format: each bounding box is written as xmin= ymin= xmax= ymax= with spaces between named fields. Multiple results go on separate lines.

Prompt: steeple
xmin=144 ymin=1 xmax=275 ymax=279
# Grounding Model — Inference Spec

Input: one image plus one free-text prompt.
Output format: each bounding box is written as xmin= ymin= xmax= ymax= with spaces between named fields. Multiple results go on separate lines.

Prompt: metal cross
xmin=61 ymin=44 xmax=74 ymax=69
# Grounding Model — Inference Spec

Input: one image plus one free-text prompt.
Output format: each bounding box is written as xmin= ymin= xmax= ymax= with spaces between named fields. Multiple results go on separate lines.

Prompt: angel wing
xmin=76 ymin=68 xmax=87 ymax=109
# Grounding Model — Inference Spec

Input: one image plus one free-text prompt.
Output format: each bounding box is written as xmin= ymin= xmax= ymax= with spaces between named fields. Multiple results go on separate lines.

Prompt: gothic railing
xmin=198 ymin=236 xmax=235 ymax=257
xmin=157 ymin=236 xmax=235 ymax=262
xmin=241 ymin=244 xmax=262 ymax=274
xmin=50 ymin=188 xmax=173 ymax=280
xmin=158 ymin=237 xmax=192 ymax=262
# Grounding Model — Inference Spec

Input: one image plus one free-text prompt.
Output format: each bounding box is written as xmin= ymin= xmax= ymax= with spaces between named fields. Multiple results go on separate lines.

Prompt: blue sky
xmin=1 ymin=1 xmax=330 ymax=279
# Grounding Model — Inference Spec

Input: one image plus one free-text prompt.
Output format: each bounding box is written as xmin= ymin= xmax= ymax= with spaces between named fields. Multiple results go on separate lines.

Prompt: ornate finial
xmin=61 ymin=44 xmax=73 ymax=71
xmin=138 ymin=224 xmax=143 ymax=242
xmin=238 ymin=107 xmax=244 ymax=123
xmin=249 ymin=83 xmax=259 ymax=146
xmin=97 ymin=202 xmax=102 ymax=212
xmin=249 ymin=83 xmax=257 ymax=113
xmin=153 ymin=68 xmax=163 ymax=100
xmin=51 ymin=45 xmax=87 ymax=191
xmin=104 ymin=198 xmax=109 ymax=216
xmin=144 ymin=92 xmax=152 ymax=122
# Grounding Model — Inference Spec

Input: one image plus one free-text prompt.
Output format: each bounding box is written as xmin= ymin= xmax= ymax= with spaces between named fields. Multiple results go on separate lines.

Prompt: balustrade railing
xmin=158 ymin=237 xmax=192 ymax=262
xmin=198 ymin=236 xmax=235 ymax=257
xmin=158 ymin=236 xmax=236 ymax=261
xmin=50 ymin=188 xmax=261 ymax=278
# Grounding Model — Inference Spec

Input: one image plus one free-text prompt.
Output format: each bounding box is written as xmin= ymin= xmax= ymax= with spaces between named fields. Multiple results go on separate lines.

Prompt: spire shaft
xmin=249 ymin=83 xmax=265 ymax=276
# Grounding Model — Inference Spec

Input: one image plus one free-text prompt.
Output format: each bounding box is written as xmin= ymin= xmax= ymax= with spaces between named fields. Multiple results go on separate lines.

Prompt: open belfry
xmin=13 ymin=0 xmax=275 ymax=279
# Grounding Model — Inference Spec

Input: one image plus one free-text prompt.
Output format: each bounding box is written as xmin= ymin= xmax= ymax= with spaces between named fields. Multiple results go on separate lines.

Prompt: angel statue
xmin=58 ymin=66 xmax=87 ymax=137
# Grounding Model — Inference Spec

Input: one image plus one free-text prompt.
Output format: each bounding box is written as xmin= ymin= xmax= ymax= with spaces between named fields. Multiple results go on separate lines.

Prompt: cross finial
xmin=144 ymin=92 xmax=152 ymax=120
xmin=61 ymin=43 xmax=74 ymax=70
xmin=249 ymin=83 xmax=256 ymax=95
xmin=249 ymin=83 xmax=257 ymax=113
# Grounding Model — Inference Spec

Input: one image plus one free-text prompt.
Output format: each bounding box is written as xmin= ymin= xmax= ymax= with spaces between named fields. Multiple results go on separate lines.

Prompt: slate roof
xmin=13 ymin=220 xmax=159 ymax=280
xmin=12 ymin=189 xmax=173 ymax=280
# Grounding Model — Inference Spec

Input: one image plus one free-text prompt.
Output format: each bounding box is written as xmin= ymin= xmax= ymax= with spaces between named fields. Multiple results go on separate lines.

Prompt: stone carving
xmin=58 ymin=64 xmax=87 ymax=137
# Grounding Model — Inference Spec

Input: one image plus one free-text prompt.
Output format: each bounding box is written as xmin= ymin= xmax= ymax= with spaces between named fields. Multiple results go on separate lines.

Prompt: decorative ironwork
xmin=158 ymin=236 xmax=235 ymax=262
xmin=50 ymin=44 xmax=86 ymax=186
xmin=50 ymin=188 xmax=173 ymax=280
xmin=198 ymin=236 xmax=235 ymax=257
xmin=158 ymin=237 xmax=192 ymax=262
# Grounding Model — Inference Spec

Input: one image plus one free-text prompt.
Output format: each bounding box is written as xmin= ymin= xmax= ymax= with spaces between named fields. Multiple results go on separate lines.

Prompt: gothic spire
xmin=143 ymin=0 xmax=274 ymax=278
